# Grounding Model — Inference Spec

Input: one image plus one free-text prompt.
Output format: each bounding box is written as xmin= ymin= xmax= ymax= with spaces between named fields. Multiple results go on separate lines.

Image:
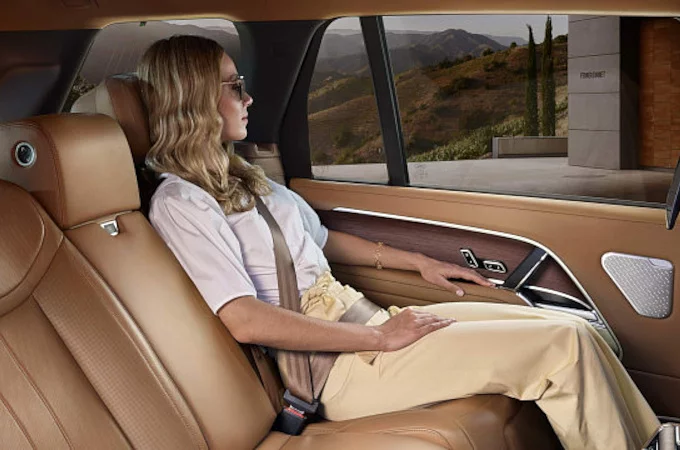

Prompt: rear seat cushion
xmin=0 ymin=181 xmax=201 ymax=449
xmin=1 ymin=113 xmax=563 ymax=449
xmin=1 ymin=115 xmax=277 ymax=449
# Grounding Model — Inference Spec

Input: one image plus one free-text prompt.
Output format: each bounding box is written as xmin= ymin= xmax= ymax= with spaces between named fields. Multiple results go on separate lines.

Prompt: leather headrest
xmin=0 ymin=114 xmax=139 ymax=229
xmin=72 ymin=74 xmax=151 ymax=165
xmin=0 ymin=181 xmax=63 ymax=315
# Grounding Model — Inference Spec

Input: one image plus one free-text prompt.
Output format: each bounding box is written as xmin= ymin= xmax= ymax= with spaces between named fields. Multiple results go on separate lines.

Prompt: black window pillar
xmin=360 ymin=16 xmax=409 ymax=186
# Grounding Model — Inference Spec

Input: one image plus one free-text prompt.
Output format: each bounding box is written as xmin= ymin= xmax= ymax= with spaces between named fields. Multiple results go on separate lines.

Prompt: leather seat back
xmin=72 ymin=74 xmax=286 ymax=191
xmin=0 ymin=114 xmax=275 ymax=449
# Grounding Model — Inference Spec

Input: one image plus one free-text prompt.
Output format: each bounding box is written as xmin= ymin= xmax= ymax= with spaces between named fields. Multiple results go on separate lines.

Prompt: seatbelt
xmin=246 ymin=345 xmax=284 ymax=412
xmin=254 ymin=197 xmax=379 ymax=435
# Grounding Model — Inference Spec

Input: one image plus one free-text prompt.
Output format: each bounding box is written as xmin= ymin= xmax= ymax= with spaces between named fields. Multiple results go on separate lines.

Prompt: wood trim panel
xmin=319 ymin=209 xmax=584 ymax=300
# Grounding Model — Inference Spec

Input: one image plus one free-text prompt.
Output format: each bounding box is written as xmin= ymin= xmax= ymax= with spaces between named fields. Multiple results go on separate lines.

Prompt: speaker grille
xmin=601 ymin=252 xmax=673 ymax=319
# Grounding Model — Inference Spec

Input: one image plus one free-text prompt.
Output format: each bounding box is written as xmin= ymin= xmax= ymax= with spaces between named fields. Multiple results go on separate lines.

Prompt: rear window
xmin=65 ymin=19 xmax=239 ymax=111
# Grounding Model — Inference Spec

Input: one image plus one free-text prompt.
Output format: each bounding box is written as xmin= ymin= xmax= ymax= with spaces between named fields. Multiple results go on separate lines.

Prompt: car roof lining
xmin=0 ymin=0 xmax=679 ymax=32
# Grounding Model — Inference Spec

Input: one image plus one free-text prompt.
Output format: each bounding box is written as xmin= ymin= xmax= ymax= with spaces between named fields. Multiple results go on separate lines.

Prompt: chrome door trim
xmin=525 ymin=285 xmax=594 ymax=311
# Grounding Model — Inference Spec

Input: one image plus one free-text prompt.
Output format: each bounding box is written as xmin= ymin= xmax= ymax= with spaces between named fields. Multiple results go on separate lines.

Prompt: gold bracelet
xmin=374 ymin=241 xmax=384 ymax=270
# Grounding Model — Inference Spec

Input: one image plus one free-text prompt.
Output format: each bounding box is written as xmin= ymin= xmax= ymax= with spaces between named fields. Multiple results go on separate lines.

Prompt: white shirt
xmin=149 ymin=173 xmax=330 ymax=314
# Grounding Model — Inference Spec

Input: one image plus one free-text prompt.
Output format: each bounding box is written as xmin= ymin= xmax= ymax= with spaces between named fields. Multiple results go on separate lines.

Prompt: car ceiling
xmin=1 ymin=0 xmax=679 ymax=31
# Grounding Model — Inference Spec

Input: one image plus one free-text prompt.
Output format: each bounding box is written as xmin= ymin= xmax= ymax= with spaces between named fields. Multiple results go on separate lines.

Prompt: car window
xmin=64 ymin=19 xmax=240 ymax=111
xmin=308 ymin=17 xmax=388 ymax=184
xmin=309 ymin=14 xmax=678 ymax=205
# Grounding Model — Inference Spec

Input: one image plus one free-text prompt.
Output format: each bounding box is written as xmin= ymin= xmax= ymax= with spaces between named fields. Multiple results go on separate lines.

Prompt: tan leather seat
xmin=77 ymin=76 xmax=564 ymax=449
xmin=0 ymin=103 xmax=563 ymax=448
xmin=0 ymin=113 xmax=562 ymax=449
xmin=71 ymin=74 xmax=285 ymax=217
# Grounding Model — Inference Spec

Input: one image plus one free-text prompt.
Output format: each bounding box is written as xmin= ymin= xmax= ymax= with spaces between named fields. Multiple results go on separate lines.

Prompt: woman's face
xmin=218 ymin=53 xmax=253 ymax=142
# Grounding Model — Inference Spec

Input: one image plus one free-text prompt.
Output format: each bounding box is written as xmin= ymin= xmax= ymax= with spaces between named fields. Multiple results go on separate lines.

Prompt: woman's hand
xmin=375 ymin=307 xmax=455 ymax=352
xmin=416 ymin=255 xmax=495 ymax=297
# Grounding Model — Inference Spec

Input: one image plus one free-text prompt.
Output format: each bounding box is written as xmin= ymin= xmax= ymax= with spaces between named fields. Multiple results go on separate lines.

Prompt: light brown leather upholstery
xmin=0 ymin=116 xmax=277 ymax=448
xmin=72 ymin=74 xmax=287 ymax=184
xmin=0 ymin=114 xmax=563 ymax=448
xmin=72 ymin=74 xmax=151 ymax=165
xmin=234 ymin=141 xmax=286 ymax=184
xmin=0 ymin=114 xmax=139 ymax=229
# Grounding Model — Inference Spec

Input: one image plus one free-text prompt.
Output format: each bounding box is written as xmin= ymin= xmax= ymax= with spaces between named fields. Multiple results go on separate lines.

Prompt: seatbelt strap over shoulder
xmin=254 ymin=196 xmax=381 ymax=435
xmin=255 ymin=197 xmax=318 ymax=404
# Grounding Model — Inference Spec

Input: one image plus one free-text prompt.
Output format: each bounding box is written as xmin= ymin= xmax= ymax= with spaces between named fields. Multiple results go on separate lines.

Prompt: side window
xmin=64 ymin=19 xmax=240 ymax=111
xmin=312 ymin=14 xmax=677 ymax=205
xmin=308 ymin=17 xmax=388 ymax=184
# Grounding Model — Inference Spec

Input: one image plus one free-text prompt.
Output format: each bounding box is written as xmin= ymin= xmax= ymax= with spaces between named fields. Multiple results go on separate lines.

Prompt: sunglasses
xmin=221 ymin=75 xmax=247 ymax=101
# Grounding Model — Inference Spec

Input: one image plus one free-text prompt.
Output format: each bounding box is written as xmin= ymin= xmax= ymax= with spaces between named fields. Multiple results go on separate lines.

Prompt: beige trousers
xmin=304 ymin=276 xmax=659 ymax=450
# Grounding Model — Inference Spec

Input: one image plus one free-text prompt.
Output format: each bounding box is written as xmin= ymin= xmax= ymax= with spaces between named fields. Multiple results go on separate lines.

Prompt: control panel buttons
xmin=460 ymin=248 xmax=479 ymax=268
xmin=483 ymin=260 xmax=507 ymax=274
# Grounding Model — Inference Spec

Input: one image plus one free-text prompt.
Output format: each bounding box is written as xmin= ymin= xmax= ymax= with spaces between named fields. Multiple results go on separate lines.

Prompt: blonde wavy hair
xmin=138 ymin=35 xmax=271 ymax=214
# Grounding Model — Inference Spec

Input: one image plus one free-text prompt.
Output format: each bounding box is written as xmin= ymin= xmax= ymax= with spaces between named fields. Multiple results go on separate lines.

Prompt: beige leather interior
xmin=0 ymin=111 xmax=562 ymax=448
xmin=1 ymin=0 xmax=675 ymax=444
xmin=0 ymin=114 xmax=139 ymax=229
xmin=330 ymin=264 xmax=526 ymax=307
xmin=235 ymin=141 xmax=286 ymax=185
xmin=292 ymin=177 xmax=680 ymax=419
xmin=0 ymin=0 xmax=678 ymax=31
xmin=72 ymin=75 xmax=286 ymax=185
xmin=72 ymin=74 xmax=151 ymax=165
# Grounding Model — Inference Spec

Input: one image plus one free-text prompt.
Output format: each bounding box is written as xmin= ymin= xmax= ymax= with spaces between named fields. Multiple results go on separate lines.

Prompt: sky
xmin=168 ymin=15 xmax=569 ymax=41
xmin=335 ymin=15 xmax=568 ymax=39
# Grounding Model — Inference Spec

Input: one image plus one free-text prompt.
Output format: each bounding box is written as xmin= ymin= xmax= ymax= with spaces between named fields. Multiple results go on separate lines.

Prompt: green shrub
xmin=408 ymin=117 xmax=524 ymax=162
xmin=62 ymin=76 xmax=95 ymax=112
xmin=332 ymin=126 xmax=356 ymax=148
xmin=436 ymin=76 xmax=475 ymax=99
xmin=437 ymin=58 xmax=455 ymax=70
xmin=483 ymin=60 xmax=507 ymax=72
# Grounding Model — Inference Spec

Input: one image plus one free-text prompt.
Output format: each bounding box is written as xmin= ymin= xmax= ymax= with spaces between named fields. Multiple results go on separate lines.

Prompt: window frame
xmin=295 ymin=14 xmax=675 ymax=209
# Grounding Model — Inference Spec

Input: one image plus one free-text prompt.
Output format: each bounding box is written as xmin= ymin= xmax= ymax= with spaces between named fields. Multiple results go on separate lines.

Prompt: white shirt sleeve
xmin=149 ymin=193 xmax=257 ymax=314
xmin=288 ymin=188 xmax=329 ymax=249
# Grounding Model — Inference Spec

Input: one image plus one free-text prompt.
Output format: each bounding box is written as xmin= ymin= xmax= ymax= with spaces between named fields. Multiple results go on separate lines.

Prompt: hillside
xmin=313 ymin=28 xmax=506 ymax=83
xmin=308 ymin=39 xmax=568 ymax=165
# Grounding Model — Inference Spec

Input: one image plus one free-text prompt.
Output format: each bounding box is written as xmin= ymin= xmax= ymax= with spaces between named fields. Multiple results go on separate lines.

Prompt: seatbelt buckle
xmin=272 ymin=390 xmax=320 ymax=436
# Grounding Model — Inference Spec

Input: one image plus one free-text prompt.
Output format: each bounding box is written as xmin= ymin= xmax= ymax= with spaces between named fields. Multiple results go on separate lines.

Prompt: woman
xmin=140 ymin=35 xmax=659 ymax=450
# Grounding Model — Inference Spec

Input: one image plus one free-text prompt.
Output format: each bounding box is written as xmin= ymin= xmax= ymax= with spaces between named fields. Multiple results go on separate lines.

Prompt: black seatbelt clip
xmin=272 ymin=390 xmax=320 ymax=436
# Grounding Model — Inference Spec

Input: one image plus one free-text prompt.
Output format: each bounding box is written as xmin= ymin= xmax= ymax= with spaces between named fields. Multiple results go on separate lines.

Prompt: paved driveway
xmin=312 ymin=157 xmax=673 ymax=205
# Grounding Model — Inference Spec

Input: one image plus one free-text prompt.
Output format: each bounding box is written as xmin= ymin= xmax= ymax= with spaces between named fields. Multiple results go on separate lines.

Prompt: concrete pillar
xmin=567 ymin=16 xmax=639 ymax=169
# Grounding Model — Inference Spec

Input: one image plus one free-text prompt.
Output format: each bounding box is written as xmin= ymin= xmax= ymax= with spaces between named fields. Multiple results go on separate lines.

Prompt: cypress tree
xmin=541 ymin=16 xmax=556 ymax=136
xmin=524 ymin=25 xmax=539 ymax=136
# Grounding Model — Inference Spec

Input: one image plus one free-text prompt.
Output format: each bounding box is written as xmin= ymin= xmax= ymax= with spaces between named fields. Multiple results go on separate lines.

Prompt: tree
xmin=524 ymin=25 xmax=539 ymax=136
xmin=62 ymin=76 xmax=95 ymax=112
xmin=541 ymin=16 xmax=556 ymax=136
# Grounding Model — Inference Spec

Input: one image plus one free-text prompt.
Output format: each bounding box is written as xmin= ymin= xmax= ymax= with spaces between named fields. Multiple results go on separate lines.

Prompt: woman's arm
xmin=219 ymin=295 xmax=454 ymax=352
xmin=323 ymin=229 xmax=495 ymax=296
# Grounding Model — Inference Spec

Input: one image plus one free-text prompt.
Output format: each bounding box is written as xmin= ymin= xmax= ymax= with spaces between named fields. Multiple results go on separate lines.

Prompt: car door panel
xmin=292 ymin=177 xmax=680 ymax=418
xmin=319 ymin=209 xmax=586 ymax=300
